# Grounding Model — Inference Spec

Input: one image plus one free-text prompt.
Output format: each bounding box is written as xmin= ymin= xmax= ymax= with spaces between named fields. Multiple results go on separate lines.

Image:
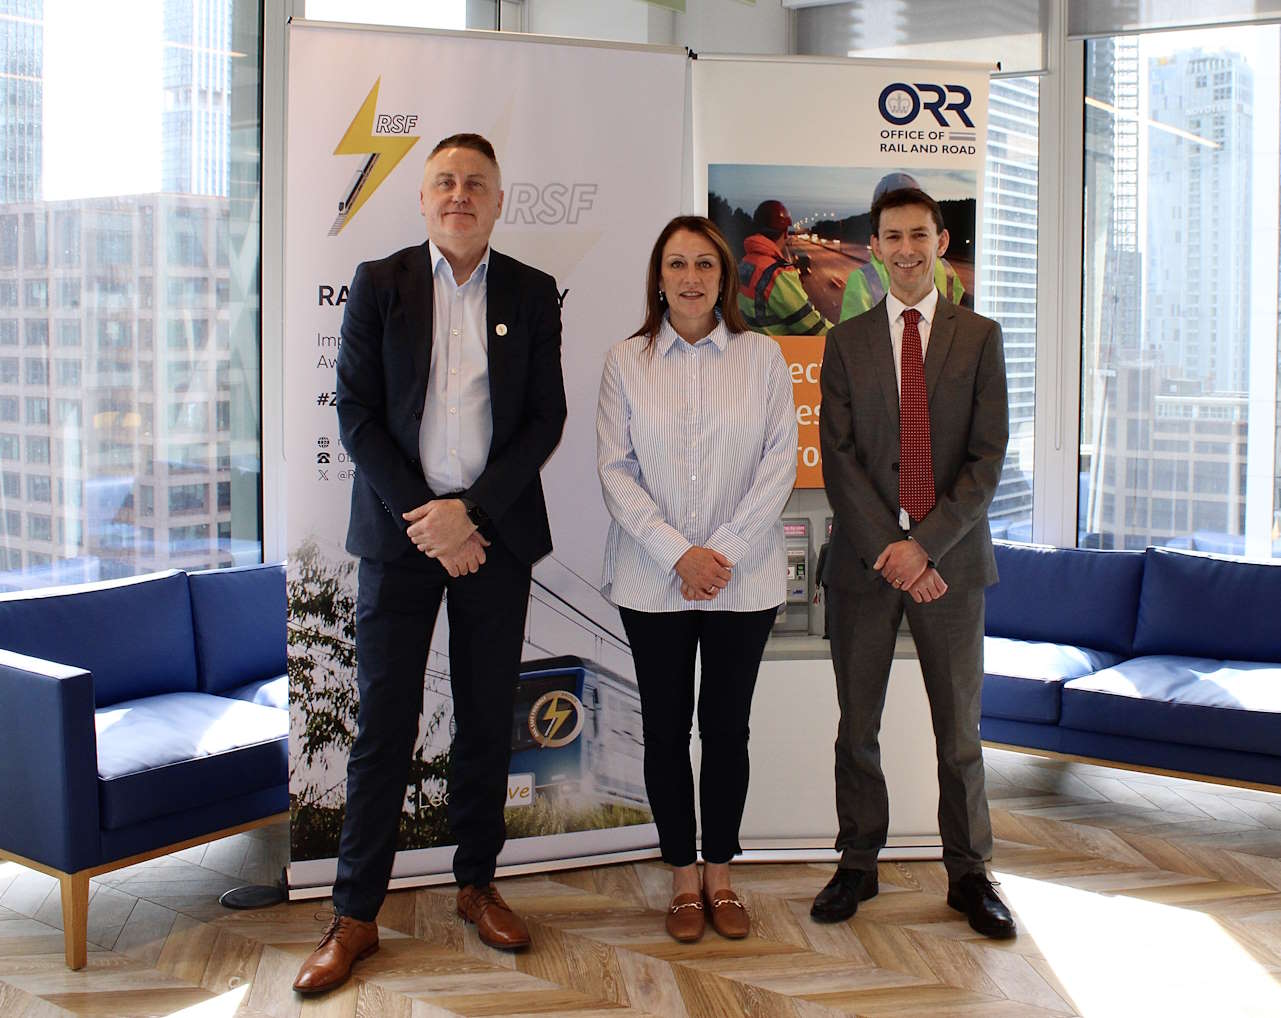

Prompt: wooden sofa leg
xmin=59 ymin=871 xmax=89 ymax=970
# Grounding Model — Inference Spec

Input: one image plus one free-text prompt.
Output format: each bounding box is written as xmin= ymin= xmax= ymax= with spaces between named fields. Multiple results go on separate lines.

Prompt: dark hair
xmin=633 ymin=216 xmax=748 ymax=346
xmin=870 ymin=187 xmax=945 ymax=236
xmin=427 ymin=132 xmax=499 ymax=169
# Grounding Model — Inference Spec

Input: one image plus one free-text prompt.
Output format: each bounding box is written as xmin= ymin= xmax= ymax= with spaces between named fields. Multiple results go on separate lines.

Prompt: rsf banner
xmin=284 ymin=22 xmax=685 ymax=897
xmin=693 ymin=57 xmax=992 ymax=489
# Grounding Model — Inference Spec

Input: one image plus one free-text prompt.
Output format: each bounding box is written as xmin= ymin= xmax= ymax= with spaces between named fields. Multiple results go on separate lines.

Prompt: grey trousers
xmin=827 ymin=581 xmax=993 ymax=882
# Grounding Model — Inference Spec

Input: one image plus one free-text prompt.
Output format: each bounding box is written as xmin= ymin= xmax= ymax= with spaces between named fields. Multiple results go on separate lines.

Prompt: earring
xmin=658 ymin=289 xmax=666 ymax=303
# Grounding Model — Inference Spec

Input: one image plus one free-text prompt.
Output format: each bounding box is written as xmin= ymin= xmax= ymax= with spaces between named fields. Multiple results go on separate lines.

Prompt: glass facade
xmin=0 ymin=1 xmax=262 ymax=589
xmin=1082 ymin=27 xmax=1281 ymax=556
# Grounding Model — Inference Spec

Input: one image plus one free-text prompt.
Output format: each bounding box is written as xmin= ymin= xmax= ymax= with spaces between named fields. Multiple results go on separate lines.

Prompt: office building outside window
xmin=1082 ymin=27 xmax=1281 ymax=557
xmin=0 ymin=1 xmax=262 ymax=589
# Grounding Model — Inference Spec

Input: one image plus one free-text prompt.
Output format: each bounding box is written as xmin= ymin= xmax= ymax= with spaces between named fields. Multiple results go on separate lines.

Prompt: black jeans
xmin=331 ymin=540 xmax=531 ymax=921
xmin=618 ymin=606 xmax=777 ymax=867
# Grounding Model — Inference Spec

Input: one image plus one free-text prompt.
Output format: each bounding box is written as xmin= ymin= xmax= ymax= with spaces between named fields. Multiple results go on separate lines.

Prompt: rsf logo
xmin=878 ymin=82 xmax=975 ymax=128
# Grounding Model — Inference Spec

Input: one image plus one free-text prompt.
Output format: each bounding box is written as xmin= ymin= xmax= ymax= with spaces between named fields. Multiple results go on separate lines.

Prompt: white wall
xmin=525 ymin=0 xmax=790 ymax=54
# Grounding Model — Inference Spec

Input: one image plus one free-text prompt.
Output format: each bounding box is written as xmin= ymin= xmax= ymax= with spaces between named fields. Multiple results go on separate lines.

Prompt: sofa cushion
xmin=987 ymin=543 xmax=1144 ymax=656
xmin=1134 ymin=549 xmax=1281 ymax=662
xmin=0 ymin=571 xmax=197 ymax=708
xmin=982 ymin=637 xmax=1123 ymax=723
xmin=189 ymin=563 xmax=287 ymax=695
xmin=95 ymin=691 xmax=287 ymax=830
xmin=221 ymin=674 xmax=287 ymax=710
xmin=1061 ymin=656 xmax=1281 ymax=758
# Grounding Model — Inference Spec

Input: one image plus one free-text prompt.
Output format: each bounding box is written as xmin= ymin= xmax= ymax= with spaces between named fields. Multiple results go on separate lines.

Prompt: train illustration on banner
xmin=511 ymin=655 xmax=646 ymax=809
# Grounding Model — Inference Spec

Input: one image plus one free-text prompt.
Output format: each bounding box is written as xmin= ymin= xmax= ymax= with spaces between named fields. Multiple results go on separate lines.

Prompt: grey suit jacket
xmin=818 ymin=295 xmax=1008 ymax=592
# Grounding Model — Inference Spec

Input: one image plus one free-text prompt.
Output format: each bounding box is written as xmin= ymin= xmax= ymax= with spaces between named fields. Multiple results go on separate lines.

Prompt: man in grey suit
xmin=811 ymin=187 xmax=1015 ymax=938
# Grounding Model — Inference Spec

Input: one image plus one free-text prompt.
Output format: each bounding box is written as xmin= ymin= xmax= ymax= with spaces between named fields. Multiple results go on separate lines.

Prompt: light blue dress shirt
xmin=420 ymin=242 xmax=492 ymax=492
xmin=597 ymin=316 xmax=798 ymax=612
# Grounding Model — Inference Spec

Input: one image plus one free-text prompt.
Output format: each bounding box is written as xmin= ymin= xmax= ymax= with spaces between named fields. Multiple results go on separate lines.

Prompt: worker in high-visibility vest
xmin=737 ymin=200 xmax=833 ymax=336
xmin=839 ymin=172 xmax=967 ymax=322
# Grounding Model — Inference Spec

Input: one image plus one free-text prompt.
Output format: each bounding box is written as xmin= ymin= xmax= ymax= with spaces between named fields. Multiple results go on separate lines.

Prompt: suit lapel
xmin=485 ymin=249 xmax=514 ymax=409
xmin=924 ymin=298 xmax=956 ymax=399
xmin=399 ymin=242 xmax=433 ymax=393
xmin=868 ymin=299 xmax=899 ymax=423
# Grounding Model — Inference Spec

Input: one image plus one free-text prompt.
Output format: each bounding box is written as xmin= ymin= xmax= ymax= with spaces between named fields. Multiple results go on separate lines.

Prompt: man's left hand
xmin=404 ymin=498 xmax=476 ymax=558
xmin=873 ymin=539 xmax=929 ymax=591
xmin=905 ymin=567 xmax=948 ymax=604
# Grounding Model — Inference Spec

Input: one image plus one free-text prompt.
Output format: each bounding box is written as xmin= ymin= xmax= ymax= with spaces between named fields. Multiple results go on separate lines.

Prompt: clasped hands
xmin=403 ymin=499 xmax=489 ymax=578
xmin=873 ymin=539 xmax=948 ymax=604
xmin=675 ymin=546 xmax=732 ymax=602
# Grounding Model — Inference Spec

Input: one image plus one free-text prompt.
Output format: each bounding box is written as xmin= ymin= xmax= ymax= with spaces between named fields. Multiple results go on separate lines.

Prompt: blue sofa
xmin=982 ymin=542 xmax=1281 ymax=788
xmin=0 ymin=563 xmax=288 ymax=969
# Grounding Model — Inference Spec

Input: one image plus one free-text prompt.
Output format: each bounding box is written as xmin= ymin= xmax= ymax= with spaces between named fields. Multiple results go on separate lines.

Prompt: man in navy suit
xmin=295 ymin=134 xmax=566 ymax=994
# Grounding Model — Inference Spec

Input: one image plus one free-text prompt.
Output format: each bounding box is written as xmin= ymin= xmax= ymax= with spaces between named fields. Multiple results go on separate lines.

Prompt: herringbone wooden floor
xmin=4 ymin=749 xmax=1281 ymax=1016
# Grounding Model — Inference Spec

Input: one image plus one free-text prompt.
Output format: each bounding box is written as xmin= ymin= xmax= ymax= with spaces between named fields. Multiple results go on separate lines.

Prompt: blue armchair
xmin=0 ymin=563 xmax=289 ymax=968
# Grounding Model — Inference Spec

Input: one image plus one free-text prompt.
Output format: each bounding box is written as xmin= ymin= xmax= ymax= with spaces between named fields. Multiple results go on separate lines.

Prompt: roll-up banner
xmin=692 ymin=56 xmax=992 ymax=488
xmin=283 ymin=21 xmax=685 ymax=897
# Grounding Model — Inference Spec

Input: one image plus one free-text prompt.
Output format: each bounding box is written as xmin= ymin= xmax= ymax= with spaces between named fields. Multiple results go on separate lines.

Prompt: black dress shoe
xmin=947 ymin=872 xmax=1017 ymax=939
xmin=810 ymin=868 xmax=878 ymax=923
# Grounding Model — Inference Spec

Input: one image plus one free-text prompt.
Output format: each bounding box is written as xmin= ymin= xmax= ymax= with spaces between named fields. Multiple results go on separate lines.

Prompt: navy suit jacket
xmin=336 ymin=242 xmax=567 ymax=566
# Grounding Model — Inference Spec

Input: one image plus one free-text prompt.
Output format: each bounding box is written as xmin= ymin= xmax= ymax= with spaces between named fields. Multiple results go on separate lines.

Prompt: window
xmin=25 ymin=397 xmax=48 ymax=425
xmin=25 ymin=436 xmax=49 ymax=464
xmin=169 ymin=483 xmax=208 ymax=514
xmin=980 ymin=77 xmax=1040 ymax=543
xmin=56 ymin=360 xmax=80 ymax=387
xmin=169 ymin=522 xmax=210 ymax=554
xmin=1082 ymin=27 xmax=1280 ymax=556
xmin=24 ymin=320 xmax=47 ymax=346
xmin=26 ymin=476 xmax=50 ymax=502
xmin=0 ymin=1 xmax=263 ymax=581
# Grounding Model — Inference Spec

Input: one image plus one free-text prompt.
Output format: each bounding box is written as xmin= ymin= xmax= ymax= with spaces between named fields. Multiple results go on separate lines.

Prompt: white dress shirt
xmin=597 ymin=316 xmax=798 ymax=613
xmin=420 ymin=241 xmax=492 ymax=492
xmin=885 ymin=285 xmax=939 ymax=394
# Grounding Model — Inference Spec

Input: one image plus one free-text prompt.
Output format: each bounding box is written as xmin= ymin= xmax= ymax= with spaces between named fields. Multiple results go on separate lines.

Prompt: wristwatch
xmin=459 ymin=497 xmax=489 ymax=532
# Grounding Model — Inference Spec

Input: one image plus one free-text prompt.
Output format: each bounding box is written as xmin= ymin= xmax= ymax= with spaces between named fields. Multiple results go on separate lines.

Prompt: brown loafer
xmin=704 ymin=888 xmax=750 ymax=939
xmin=665 ymin=891 xmax=705 ymax=943
xmin=292 ymin=914 xmax=379 ymax=994
xmin=456 ymin=884 xmax=531 ymax=949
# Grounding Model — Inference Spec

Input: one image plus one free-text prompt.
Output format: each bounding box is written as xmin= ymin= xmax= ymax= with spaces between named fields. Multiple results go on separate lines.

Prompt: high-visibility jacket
xmin=736 ymin=234 xmax=832 ymax=336
xmin=838 ymin=254 xmax=965 ymax=322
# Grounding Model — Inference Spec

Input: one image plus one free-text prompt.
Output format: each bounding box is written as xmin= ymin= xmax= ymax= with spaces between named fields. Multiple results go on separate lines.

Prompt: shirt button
xmin=690 ymin=474 xmax=696 ymax=480
xmin=450 ymin=368 xmax=457 ymax=375
xmin=451 ymin=329 xmax=460 ymax=336
xmin=450 ymin=449 xmax=457 ymax=456
xmin=449 ymin=407 xmax=457 ymax=415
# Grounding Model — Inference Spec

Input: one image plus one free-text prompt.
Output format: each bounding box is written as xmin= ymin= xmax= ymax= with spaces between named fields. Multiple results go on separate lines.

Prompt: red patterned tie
xmin=899 ymin=308 xmax=935 ymax=522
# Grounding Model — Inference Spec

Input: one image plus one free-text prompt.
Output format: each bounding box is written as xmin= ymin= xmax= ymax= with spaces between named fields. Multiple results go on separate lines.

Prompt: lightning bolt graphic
xmin=329 ymin=78 xmax=420 ymax=235
xmin=542 ymin=696 xmax=572 ymax=740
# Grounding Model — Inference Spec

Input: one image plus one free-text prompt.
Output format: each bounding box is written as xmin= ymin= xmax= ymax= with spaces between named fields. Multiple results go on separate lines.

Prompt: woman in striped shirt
xmin=596 ymin=216 xmax=797 ymax=943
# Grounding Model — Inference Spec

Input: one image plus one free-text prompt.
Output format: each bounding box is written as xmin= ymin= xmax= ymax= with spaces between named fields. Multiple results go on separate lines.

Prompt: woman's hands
xmin=675 ymin=546 xmax=733 ymax=601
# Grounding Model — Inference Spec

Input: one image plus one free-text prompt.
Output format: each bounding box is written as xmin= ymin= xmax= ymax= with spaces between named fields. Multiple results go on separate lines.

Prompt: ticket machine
xmin=774 ymin=517 xmax=811 ymax=633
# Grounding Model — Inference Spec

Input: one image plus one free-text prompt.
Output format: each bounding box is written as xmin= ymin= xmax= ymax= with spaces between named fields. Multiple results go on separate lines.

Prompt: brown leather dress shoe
xmin=665 ymin=891 xmax=705 ymax=943
xmin=292 ymin=914 xmax=379 ymax=994
xmin=456 ymin=884 xmax=531 ymax=949
xmin=704 ymin=888 xmax=750 ymax=939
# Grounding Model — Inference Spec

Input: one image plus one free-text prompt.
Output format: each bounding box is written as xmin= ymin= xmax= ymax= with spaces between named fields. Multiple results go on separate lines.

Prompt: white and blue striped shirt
xmin=596 ymin=316 xmax=797 ymax=612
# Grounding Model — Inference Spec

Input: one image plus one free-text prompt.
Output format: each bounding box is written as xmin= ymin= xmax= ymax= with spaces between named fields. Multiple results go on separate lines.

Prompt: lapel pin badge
xmin=495 ymin=323 xmax=508 ymax=337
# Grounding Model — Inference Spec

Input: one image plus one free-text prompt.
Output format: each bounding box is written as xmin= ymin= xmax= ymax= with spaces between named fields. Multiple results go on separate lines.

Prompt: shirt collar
xmin=886 ymin=284 xmax=939 ymax=328
xmin=428 ymin=241 xmax=490 ymax=287
xmin=656 ymin=312 xmax=730 ymax=356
